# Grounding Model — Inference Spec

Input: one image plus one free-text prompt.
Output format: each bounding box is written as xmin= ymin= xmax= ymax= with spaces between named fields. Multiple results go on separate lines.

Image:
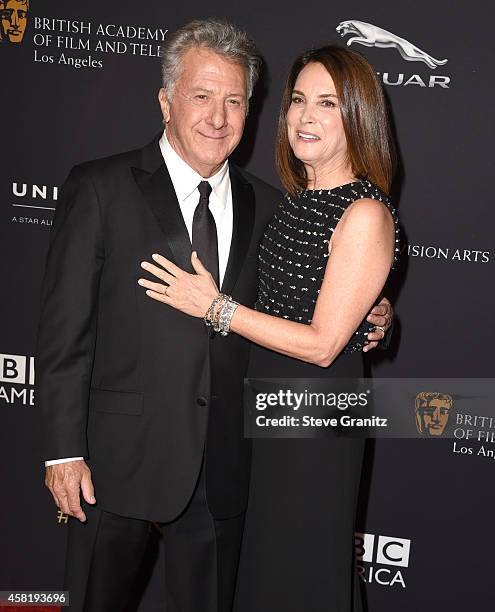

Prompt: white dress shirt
xmin=159 ymin=130 xmax=233 ymax=285
xmin=44 ymin=130 xmax=234 ymax=466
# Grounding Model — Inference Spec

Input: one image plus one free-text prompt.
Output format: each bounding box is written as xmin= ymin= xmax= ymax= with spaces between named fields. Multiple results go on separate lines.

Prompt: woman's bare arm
xmin=228 ymin=198 xmax=395 ymax=366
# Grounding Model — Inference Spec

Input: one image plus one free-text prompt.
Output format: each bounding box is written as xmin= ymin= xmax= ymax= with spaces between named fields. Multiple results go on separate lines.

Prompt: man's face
xmin=1 ymin=0 xmax=28 ymax=43
xmin=158 ymin=47 xmax=248 ymax=177
xmin=420 ymin=398 xmax=451 ymax=436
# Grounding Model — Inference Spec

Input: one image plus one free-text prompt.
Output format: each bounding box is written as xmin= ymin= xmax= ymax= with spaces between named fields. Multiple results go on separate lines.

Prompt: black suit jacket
xmin=36 ymin=135 xmax=281 ymax=522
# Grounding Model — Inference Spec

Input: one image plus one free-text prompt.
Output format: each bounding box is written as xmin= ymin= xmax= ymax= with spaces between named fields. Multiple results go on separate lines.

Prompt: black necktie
xmin=192 ymin=181 xmax=219 ymax=287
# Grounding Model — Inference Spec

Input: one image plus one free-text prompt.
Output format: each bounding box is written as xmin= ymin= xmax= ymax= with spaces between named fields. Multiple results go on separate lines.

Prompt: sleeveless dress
xmin=235 ymin=181 xmax=399 ymax=612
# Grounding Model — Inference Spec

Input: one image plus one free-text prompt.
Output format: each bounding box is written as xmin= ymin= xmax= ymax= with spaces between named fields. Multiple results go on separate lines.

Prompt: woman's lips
xmin=297 ymin=130 xmax=320 ymax=141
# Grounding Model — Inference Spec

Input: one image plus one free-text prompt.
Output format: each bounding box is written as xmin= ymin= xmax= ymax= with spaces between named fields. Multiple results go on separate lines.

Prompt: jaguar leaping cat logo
xmin=336 ymin=20 xmax=448 ymax=69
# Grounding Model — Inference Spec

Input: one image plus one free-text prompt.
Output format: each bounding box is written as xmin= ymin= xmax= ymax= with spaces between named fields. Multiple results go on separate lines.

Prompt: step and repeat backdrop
xmin=1 ymin=1 xmax=494 ymax=610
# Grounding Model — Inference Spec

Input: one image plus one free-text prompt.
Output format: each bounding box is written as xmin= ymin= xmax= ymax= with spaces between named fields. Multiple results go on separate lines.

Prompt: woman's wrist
xmin=203 ymin=293 xmax=239 ymax=336
xmin=204 ymin=293 xmax=223 ymax=325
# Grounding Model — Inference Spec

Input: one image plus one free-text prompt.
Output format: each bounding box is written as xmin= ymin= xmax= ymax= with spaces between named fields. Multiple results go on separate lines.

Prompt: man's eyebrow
xmin=190 ymin=87 xmax=214 ymax=94
xmin=189 ymin=87 xmax=245 ymax=98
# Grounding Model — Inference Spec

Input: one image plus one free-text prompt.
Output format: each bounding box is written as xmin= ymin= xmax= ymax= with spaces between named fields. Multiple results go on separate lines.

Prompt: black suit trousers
xmin=64 ymin=461 xmax=245 ymax=612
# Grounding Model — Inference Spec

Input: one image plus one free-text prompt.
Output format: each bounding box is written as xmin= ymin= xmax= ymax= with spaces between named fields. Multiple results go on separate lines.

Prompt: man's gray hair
xmin=160 ymin=18 xmax=261 ymax=100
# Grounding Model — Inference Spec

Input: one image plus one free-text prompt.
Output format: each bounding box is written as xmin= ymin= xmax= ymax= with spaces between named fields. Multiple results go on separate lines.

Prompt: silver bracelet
xmin=218 ymin=296 xmax=239 ymax=336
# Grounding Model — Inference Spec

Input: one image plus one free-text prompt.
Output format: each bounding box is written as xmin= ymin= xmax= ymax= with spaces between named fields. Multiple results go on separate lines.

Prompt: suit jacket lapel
xmin=131 ymin=136 xmax=194 ymax=273
xmin=221 ymin=163 xmax=255 ymax=294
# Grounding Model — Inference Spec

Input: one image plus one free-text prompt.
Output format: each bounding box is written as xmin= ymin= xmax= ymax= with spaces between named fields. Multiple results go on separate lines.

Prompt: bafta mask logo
xmin=415 ymin=391 xmax=453 ymax=436
xmin=0 ymin=0 xmax=29 ymax=44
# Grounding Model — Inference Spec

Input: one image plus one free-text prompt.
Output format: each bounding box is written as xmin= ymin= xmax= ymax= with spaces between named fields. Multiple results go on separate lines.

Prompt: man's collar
xmin=159 ymin=130 xmax=229 ymax=205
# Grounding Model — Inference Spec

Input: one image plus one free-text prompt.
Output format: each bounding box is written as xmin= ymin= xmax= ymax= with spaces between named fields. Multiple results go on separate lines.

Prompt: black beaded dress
xmin=236 ymin=181 xmax=399 ymax=612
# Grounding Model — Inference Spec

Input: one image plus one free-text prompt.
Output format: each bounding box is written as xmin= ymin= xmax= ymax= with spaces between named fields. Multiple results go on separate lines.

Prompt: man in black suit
xmin=37 ymin=18 xmax=392 ymax=612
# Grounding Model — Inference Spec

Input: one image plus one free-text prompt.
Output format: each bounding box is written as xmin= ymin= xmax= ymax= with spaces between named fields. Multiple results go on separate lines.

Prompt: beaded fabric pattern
xmin=255 ymin=180 xmax=400 ymax=353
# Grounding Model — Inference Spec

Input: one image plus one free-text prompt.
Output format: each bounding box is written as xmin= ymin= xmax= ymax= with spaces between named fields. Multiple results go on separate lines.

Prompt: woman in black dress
xmin=140 ymin=45 xmax=399 ymax=611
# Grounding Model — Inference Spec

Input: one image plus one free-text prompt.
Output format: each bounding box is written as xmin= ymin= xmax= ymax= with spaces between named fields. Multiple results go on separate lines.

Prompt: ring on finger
xmin=374 ymin=325 xmax=386 ymax=339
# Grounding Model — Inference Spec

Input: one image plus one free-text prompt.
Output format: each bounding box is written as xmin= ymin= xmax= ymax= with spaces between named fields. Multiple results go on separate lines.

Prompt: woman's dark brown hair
xmin=276 ymin=45 xmax=396 ymax=195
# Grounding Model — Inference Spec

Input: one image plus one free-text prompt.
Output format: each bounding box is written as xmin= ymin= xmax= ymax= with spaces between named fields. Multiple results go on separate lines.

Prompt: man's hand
xmin=363 ymin=296 xmax=393 ymax=353
xmin=45 ymin=460 xmax=96 ymax=522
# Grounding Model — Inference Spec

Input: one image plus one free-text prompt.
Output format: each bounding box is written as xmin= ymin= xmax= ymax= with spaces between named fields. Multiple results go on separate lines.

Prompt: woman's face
xmin=286 ymin=62 xmax=348 ymax=175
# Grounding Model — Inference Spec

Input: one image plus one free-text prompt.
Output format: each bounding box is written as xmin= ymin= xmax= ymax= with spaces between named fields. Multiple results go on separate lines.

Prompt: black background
xmin=1 ymin=1 xmax=493 ymax=609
